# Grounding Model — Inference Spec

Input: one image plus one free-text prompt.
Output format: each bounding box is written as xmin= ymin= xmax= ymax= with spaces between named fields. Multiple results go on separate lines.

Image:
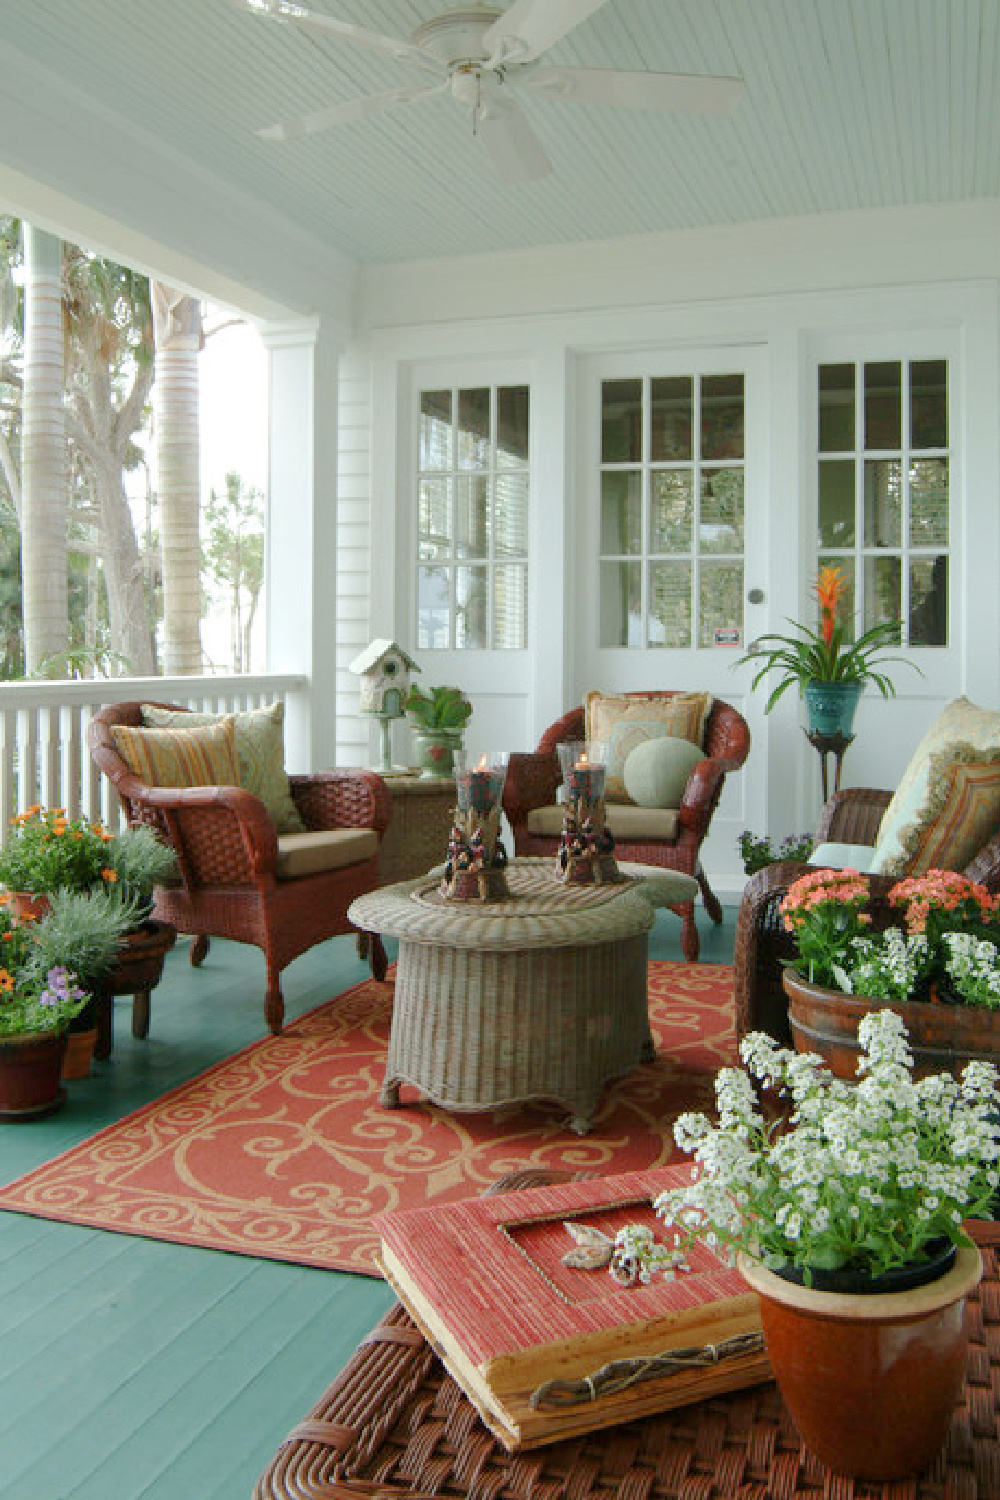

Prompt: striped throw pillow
xmin=870 ymin=744 xmax=1000 ymax=877
xmin=110 ymin=718 xmax=240 ymax=789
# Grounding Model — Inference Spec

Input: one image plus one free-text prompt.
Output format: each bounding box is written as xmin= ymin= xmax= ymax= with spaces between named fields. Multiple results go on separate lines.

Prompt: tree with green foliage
xmin=203 ymin=471 xmax=263 ymax=673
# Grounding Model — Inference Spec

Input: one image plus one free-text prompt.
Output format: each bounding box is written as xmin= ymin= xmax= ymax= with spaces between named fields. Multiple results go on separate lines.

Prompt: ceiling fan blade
xmin=232 ymin=0 xmax=443 ymax=75
xmin=484 ymin=0 xmax=610 ymax=65
xmin=476 ymin=98 xmax=553 ymax=183
xmin=518 ymin=66 xmax=744 ymax=115
xmin=257 ymin=81 xmax=447 ymax=140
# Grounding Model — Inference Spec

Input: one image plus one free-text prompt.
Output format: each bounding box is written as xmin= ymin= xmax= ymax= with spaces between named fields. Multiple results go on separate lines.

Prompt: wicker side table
xmin=378 ymin=773 xmax=457 ymax=885
xmin=349 ymin=859 xmax=697 ymax=1134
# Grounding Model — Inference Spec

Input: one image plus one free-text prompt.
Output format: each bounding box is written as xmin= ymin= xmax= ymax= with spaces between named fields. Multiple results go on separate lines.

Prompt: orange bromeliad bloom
xmin=814 ymin=564 xmax=846 ymax=650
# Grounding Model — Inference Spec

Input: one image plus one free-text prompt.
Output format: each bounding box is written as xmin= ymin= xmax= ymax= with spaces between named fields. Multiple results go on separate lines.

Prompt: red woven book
xmin=375 ymin=1165 xmax=770 ymax=1450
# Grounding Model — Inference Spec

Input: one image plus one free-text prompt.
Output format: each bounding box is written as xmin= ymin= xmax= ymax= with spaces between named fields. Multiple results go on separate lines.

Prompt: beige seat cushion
xmin=527 ymin=804 xmax=680 ymax=841
xmin=583 ymin=691 xmax=712 ymax=802
xmin=275 ymin=828 xmax=379 ymax=880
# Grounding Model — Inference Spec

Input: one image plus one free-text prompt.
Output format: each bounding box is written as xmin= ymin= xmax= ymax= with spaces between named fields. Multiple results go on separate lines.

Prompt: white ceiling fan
xmin=233 ymin=0 xmax=744 ymax=184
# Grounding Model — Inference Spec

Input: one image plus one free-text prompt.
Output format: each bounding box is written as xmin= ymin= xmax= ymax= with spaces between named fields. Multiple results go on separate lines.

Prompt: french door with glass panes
xmin=577 ymin=347 xmax=768 ymax=848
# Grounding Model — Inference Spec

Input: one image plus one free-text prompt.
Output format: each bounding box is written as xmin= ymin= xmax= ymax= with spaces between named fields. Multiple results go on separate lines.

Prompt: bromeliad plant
xmin=781 ymin=866 xmax=1000 ymax=1008
xmin=628 ymin=1010 xmax=1000 ymax=1282
xmin=736 ymin=565 xmax=913 ymax=713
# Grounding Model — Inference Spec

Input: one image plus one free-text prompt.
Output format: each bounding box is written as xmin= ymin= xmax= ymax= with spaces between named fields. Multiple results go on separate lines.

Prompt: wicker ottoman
xmin=348 ymin=858 xmax=696 ymax=1134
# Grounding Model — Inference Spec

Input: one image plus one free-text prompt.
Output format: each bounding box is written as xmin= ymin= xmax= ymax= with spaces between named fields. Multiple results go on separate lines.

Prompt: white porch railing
xmin=0 ymin=674 xmax=309 ymax=836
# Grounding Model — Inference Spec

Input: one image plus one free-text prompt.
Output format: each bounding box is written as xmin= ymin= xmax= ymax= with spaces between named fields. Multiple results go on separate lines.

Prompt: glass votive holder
xmin=455 ymin=751 xmax=509 ymax=814
xmin=557 ymin=740 xmax=607 ymax=803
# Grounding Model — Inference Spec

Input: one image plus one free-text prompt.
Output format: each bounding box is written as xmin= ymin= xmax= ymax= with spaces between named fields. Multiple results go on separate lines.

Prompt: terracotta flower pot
xmin=782 ymin=967 xmax=1000 ymax=1080
xmin=739 ymin=1244 xmax=982 ymax=1480
xmin=61 ymin=1025 xmax=98 ymax=1081
xmin=0 ymin=1029 xmax=68 ymax=1119
xmin=4 ymin=891 xmax=52 ymax=922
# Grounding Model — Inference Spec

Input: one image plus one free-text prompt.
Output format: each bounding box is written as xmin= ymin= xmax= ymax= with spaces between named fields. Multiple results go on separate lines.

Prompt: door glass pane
xmin=819 ymin=460 xmax=855 ymax=546
xmin=699 ymin=561 xmax=744 ymax=646
xmin=493 ymin=565 xmax=527 ymax=649
xmin=455 ymin=476 xmax=489 ymax=557
xmin=702 ymin=374 xmax=744 ymax=459
xmin=601 ymin=471 xmax=642 ymax=554
xmin=650 ymin=376 xmax=692 ymax=461
xmin=819 ymin=363 xmax=855 ymax=452
xmin=819 ymin=555 xmax=855 ymax=641
xmin=865 ymin=361 xmax=901 ymax=449
xmin=909 ymin=459 xmax=949 ymax=546
xmin=910 ymin=360 xmax=947 ymax=449
xmin=455 ymin=564 xmax=489 ymax=648
xmin=649 ymin=562 xmax=692 ymax=647
xmin=417 ymin=566 xmax=450 ymax=649
xmin=418 ymin=478 xmax=452 ymax=558
xmin=602 ymin=379 xmax=642 ymax=463
xmin=864 ymin=459 xmax=901 ymax=547
xmin=496 ymin=385 xmax=529 ymax=464
xmin=650 ymin=470 xmax=692 ymax=553
xmin=457 ymin=388 xmax=490 ymax=469
xmin=599 ymin=560 xmax=640 ymax=646
xmin=494 ymin=472 xmax=529 ymax=556
xmin=419 ymin=390 xmax=452 ymax=470
xmin=909 ymin=555 xmax=948 ymax=645
xmin=700 ymin=468 xmax=744 ymax=553
xmin=865 ymin=554 xmax=901 ymax=630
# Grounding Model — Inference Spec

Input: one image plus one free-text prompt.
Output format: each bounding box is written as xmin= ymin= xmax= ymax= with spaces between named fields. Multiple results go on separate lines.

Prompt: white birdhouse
xmin=349 ymin=640 xmax=420 ymax=770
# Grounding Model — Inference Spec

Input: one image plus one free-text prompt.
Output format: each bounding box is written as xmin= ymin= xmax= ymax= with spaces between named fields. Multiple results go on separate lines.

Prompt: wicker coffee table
xmin=348 ymin=858 xmax=696 ymax=1134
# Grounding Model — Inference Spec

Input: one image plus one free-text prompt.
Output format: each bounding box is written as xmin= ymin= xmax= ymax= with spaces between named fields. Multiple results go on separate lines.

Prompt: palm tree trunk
xmin=21 ymin=226 xmax=68 ymax=672
xmin=152 ymin=282 xmax=203 ymax=674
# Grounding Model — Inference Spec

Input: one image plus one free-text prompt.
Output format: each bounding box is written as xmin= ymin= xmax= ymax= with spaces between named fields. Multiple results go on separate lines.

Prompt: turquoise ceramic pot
xmin=804 ymin=679 xmax=863 ymax=737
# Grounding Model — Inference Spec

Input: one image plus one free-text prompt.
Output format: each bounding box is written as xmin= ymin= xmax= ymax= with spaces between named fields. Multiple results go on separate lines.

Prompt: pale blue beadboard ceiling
xmin=0 ymin=0 xmax=997 ymax=268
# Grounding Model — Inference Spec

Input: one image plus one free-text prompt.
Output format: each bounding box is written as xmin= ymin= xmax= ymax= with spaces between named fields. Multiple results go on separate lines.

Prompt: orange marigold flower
xmin=101 ymin=869 xmax=118 ymax=883
xmin=0 ymin=970 xmax=14 ymax=993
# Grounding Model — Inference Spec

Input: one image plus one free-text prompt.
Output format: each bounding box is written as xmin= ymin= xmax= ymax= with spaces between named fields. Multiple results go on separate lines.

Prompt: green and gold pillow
xmin=111 ymin=718 xmax=240 ymax=789
xmin=141 ymin=702 xmax=305 ymax=833
xmin=583 ymin=691 xmax=712 ymax=802
xmin=870 ymin=743 xmax=1000 ymax=877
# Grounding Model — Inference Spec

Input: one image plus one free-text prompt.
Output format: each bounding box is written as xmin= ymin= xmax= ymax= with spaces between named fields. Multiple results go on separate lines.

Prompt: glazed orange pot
xmin=739 ymin=1245 xmax=982 ymax=1479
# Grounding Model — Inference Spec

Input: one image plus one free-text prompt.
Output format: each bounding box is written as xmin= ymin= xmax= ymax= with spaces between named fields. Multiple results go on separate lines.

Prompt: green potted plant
xmin=737 ymin=829 xmax=814 ymax=875
xmin=610 ymin=1009 xmax=999 ymax=1480
xmin=403 ymin=684 xmax=473 ymax=777
xmin=0 ymin=888 xmax=137 ymax=1117
xmin=736 ymin=565 xmax=913 ymax=737
xmin=778 ymin=865 xmax=1000 ymax=1078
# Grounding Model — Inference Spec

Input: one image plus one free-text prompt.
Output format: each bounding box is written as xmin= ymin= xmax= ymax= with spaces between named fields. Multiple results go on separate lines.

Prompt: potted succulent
xmin=403 ymin=684 xmax=473 ymax=777
xmin=736 ymin=565 xmax=913 ymax=736
xmin=611 ymin=1009 xmax=1000 ymax=1479
xmin=778 ymin=866 xmax=1000 ymax=1078
xmin=0 ymin=888 xmax=137 ymax=1117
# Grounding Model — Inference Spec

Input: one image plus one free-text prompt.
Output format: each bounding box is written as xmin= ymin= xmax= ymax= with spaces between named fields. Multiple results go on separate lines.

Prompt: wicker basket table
xmin=348 ymin=858 xmax=696 ymax=1134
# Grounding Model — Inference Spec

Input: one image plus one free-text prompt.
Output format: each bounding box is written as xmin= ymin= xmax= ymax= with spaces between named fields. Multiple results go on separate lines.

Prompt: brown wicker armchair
xmin=502 ymin=693 xmax=751 ymax=961
xmin=733 ymin=787 xmax=1000 ymax=1046
xmin=88 ymin=702 xmax=393 ymax=1035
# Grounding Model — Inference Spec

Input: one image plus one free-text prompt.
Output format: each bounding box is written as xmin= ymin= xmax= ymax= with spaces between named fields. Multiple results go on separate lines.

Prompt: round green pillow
xmin=622 ymin=735 xmax=704 ymax=808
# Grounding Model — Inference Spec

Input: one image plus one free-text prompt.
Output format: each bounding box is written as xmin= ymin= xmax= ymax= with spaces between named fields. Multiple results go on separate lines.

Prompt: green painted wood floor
xmin=0 ymin=906 xmax=738 ymax=1500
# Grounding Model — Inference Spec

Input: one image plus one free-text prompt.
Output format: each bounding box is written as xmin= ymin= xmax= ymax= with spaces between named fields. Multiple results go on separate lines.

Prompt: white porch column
xmin=263 ymin=316 xmax=343 ymax=771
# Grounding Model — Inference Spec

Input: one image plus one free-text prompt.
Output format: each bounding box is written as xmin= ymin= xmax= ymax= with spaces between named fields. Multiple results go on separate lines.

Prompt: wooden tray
xmin=255 ymin=1223 xmax=1000 ymax=1500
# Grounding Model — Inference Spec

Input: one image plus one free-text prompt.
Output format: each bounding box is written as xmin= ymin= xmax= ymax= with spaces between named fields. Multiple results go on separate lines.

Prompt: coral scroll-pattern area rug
xmin=0 ymin=961 xmax=736 ymax=1276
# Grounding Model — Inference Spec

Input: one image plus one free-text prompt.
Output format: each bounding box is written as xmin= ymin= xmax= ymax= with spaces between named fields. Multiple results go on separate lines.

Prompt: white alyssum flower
xmin=616 ymin=1009 xmax=1000 ymax=1286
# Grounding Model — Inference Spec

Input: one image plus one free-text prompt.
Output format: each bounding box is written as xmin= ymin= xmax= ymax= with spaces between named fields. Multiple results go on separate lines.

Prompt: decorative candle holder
xmin=555 ymin=740 xmax=621 ymax=885
xmin=441 ymin=752 xmax=510 ymax=902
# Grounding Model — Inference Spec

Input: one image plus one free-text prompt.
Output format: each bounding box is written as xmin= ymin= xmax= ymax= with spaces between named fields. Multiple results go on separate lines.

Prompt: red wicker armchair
xmin=88 ymin=702 xmax=393 ymax=1035
xmin=733 ymin=787 xmax=1000 ymax=1046
xmin=502 ymin=693 xmax=751 ymax=961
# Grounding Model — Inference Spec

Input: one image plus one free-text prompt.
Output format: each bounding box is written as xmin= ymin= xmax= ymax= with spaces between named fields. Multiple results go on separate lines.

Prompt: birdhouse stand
xmin=349 ymin=639 xmax=420 ymax=772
